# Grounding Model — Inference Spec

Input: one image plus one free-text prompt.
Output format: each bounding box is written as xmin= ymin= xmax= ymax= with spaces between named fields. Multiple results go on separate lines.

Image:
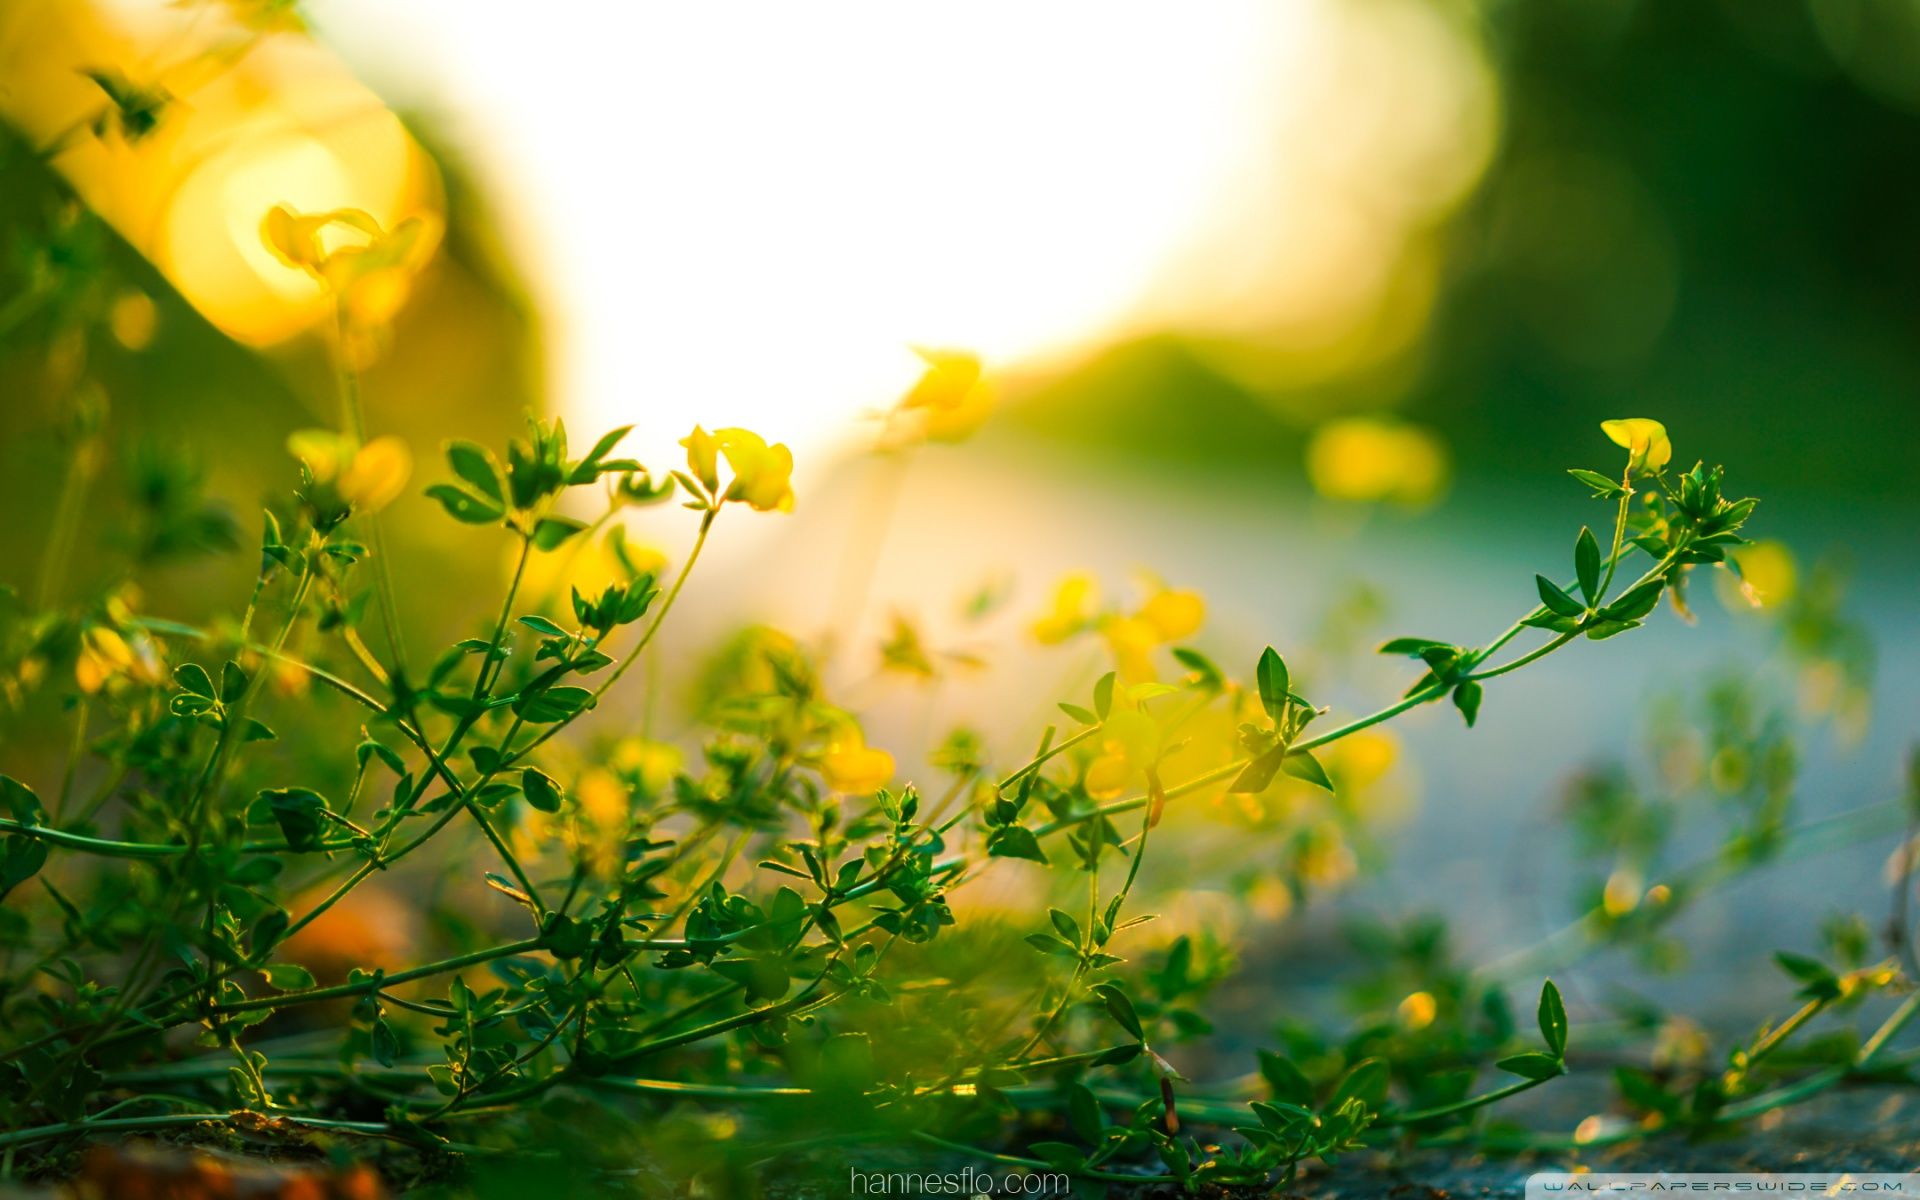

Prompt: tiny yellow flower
xmin=1136 ymin=588 xmax=1205 ymax=643
xmin=714 ymin=427 xmax=796 ymax=513
xmin=681 ymin=425 xmax=720 ymax=493
xmin=1031 ymin=574 xmax=1098 ymax=645
xmin=286 ymin=431 xmax=411 ymax=515
xmin=1083 ymin=752 xmax=1131 ymax=800
xmin=261 ymin=205 xmax=440 ymax=330
xmin=1726 ymin=539 xmax=1797 ymax=609
xmin=1601 ymin=418 xmax=1672 ymax=474
xmin=575 ymin=767 xmax=630 ymax=828
xmin=610 ymin=738 xmax=683 ymax=795
xmin=820 ymin=737 xmax=895 ymax=795
xmin=337 ymin=436 xmax=412 ymax=514
xmin=1100 ymin=615 xmax=1160 ymax=683
xmin=75 ymin=626 xmax=134 ymax=694
xmin=1602 ymin=866 xmax=1643 ymax=917
xmin=894 ymin=348 xmax=996 ymax=444
xmin=1306 ymin=417 xmax=1449 ymax=506
xmin=1397 ymin=991 xmax=1438 ymax=1031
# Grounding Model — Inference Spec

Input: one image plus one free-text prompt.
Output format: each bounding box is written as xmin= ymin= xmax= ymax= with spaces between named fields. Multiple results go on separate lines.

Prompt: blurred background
xmin=2 ymin=0 xmax=1917 ymax=1074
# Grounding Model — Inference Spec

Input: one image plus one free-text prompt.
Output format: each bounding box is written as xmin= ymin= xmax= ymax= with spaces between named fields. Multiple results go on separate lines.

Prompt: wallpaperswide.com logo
xmin=1529 ymin=1175 xmax=1920 ymax=1199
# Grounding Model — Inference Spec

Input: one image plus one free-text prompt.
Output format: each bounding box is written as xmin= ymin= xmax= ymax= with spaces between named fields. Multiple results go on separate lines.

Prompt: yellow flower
xmin=1397 ymin=991 xmax=1438 ymax=1031
xmin=1031 ymin=574 xmax=1098 ymax=645
xmin=337 ymin=436 xmax=411 ymax=513
xmin=610 ymin=738 xmax=683 ymax=795
xmin=1306 ymin=417 xmax=1449 ymax=506
xmin=1601 ymin=418 xmax=1672 ymax=474
xmin=714 ymin=427 xmax=796 ymax=513
xmin=681 ymin=425 xmax=720 ymax=493
xmin=1724 ymin=539 xmax=1797 ymax=610
xmin=575 ymin=768 xmax=630 ymax=828
xmin=1136 ymin=588 xmax=1205 ymax=642
xmin=74 ymin=625 xmax=162 ymax=694
xmin=1083 ymin=752 xmax=1131 ymax=800
xmin=895 ymin=348 xmax=996 ymax=444
xmin=820 ymin=736 xmax=895 ymax=795
xmin=1100 ymin=615 xmax=1160 ymax=683
xmin=286 ymin=431 xmax=411 ymax=515
xmin=261 ymin=204 xmax=440 ymax=329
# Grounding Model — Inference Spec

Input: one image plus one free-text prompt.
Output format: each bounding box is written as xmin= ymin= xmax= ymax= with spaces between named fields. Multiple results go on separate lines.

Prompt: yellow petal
xmin=1137 ymin=588 xmax=1205 ymax=642
xmin=286 ymin=429 xmax=357 ymax=484
xmin=339 ymin=436 xmax=413 ymax=513
xmin=821 ymin=741 xmax=895 ymax=795
xmin=1600 ymin=418 xmax=1671 ymax=474
xmin=1305 ymin=416 xmax=1449 ymax=506
xmin=1031 ymin=573 xmax=1097 ymax=644
xmin=681 ymin=425 xmax=720 ymax=493
xmin=1101 ymin=615 xmax=1160 ymax=683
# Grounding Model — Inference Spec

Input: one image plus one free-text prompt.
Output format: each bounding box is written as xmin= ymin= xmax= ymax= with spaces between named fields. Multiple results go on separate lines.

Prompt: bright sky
xmin=314 ymin=1 xmax=1494 ymax=468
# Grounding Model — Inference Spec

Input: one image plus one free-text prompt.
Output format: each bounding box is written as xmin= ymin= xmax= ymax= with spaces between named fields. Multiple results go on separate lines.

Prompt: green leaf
xmin=219 ymin=660 xmax=248 ymax=703
xmin=1048 ymin=907 xmax=1082 ymax=945
xmin=1228 ymin=747 xmax=1288 ymax=795
xmin=1067 ymin=1083 xmax=1105 ymax=1143
xmin=1329 ymin=1057 xmax=1389 ymax=1110
xmin=425 ymin=484 xmax=504 ymax=525
xmin=1 ymin=837 xmax=48 ymax=899
xmin=1495 ymin=1052 xmax=1565 ymax=1081
xmin=531 ymin=515 xmax=589 ymax=551
xmin=1602 ymin=579 xmax=1664 ymax=621
xmin=173 ymin=662 xmax=216 ymax=699
xmin=1535 ymin=575 xmax=1585 ymax=618
xmin=986 ymin=825 xmax=1048 ymax=864
xmin=1093 ymin=671 xmax=1115 ymax=720
xmin=371 ymin=1017 xmax=399 ymax=1067
xmin=1091 ymin=982 xmax=1143 ymax=1040
xmin=517 ymin=614 xmax=569 ymax=637
xmin=1568 ymin=468 xmax=1626 ymax=498
xmin=445 ymin=440 xmax=504 ymax=503
xmin=1575 ymin=527 xmax=1601 ymax=606
xmin=521 ymin=767 xmax=564 ymax=813
xmin=1256 ymin=647 xmax=1290 ymax=721
xmin=261 ymin=963 xmax=316 ymax=991
xmin=1537 ymin=979 xmax=1567 ymax=1057
xmin=1279 ymin=751 xmax=1333 ymax=792
xmin=1452 ymin=680 xmax=1483 ymax=728
xmin=541 ymin=912 xmax=592 ymax=959
xmin=261 ymin=787 xmax=328 ymax=851
xmin=0 ymin=775 xmax=46 ymax=824
xmin=511 ymin=685 xmax=594 ymax=723
xmin=1257 ymin=1050 xmax=1314 ymax=1107
xmin=1057 ymin=702 xmax=1097 ymax=726
xmin=1378 ymin=637 xmax=1449 ymax=658
xmin=1774 ymin=951 xmax=1842 ymax=1000
xmin=1024 ymin=932 xmax=1079 ymax=958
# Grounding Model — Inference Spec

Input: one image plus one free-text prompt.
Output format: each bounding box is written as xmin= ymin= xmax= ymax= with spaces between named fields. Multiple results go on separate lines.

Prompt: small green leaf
xmin=425 ymin=484 xmax=504 ymax=525
xmin=986 ymin=825 xmax=1048 ymax=864
xmin=1048 ymin=907 xmax=1082 ymax=945
xmin=371 ymin=1017 xmax=399 ymax=1067
xmin=521 ymin=767 xmax=564 ymax=813
xmin=1229 ymin=747 xmax=1288 ymax=794
xmin=1535 ymin=575 xmax=1585 ymax=618
xmin=512 ymin=685 xmax=594 ymax=723
xmin=1496 ymin=1052 xmax=1565 ymax=1081
xmin=173 ymin=663 xmax=216 ymax=699
xmin=1057 ymin=702 xmax=1097 ymax=726
xmin=261 ymin=963 xmax=316 ymax=991
xmin=1093 ymin=671 xmax=1115 ymax=720
xmin=1329 ymin=1057 xmax=1389 ymax=1109
xmin=531 ymin=515 xmax=589 ymax=551
xmin=1538 ymin=979 xmax=1567 ymax=1057
xmin=1279 ymin=751 xmax=1333 ymax=792
xmin=1256 ymin=647 xmax=1290 ymax=721
xmin=1574 ymin=527 xmax=1601 ymax=606
xmin=445 ymin=440 xmax=504 ymax=503
xmin=1091 ymin=982 xmax=1143 ymax=1040
xmin=517 ymin=614 xmax=569 ymax=637
xmin=1774 ymin=951 xmax=1842 ymax=1000
xmin=1568 ymin=468 xmax=1626 ymax=498
xmin=1452 ymin=680 xmax=1483 ymax=728
xmin=1257 ymin=1050 xmax=1314 ymax=1107
xmin=1603 ymin=578 xmax=1664 ymax=621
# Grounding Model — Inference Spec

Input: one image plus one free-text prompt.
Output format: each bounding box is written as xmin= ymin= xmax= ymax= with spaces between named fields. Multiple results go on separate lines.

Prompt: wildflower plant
xmin=0 ymin=194 xmax=1914 ymax=1197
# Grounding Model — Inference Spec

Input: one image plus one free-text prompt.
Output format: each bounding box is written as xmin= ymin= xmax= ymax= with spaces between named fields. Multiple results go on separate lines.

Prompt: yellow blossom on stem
xmin=714 ymin=428 xmax=795 ymax=512
xmin=894 ymin=348 xmax=995 ymax=444
xmin=1031 ymin=574 xmax=1098 ymax=645
xmin=1601 ymin=417 xmax=1672 ymax=474
xmin=286 ymin=431 xmax=412 ymax=515
xmin=1100 ymin=615 xmax=1160 ymax=683
xmin=261 ymin=204 xmax=440 ymax=331
xmin=680 ymin=425 xmax=720 ymax=493
xmin=1136 ymin=587 xmax=1205 ymax=642
xmin=820 ymin=734 xmax=895 ymax=795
